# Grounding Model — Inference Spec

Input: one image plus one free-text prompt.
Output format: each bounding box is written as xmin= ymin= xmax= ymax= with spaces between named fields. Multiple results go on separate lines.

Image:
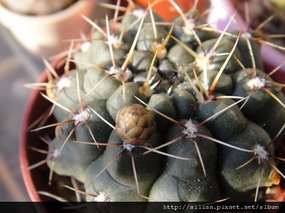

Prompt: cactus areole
xmin=24 ymin=0 xmax=285 ymax=203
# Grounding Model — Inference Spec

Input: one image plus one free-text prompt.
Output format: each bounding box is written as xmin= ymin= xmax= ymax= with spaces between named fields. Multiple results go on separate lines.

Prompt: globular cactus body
xmin=33 ymin=1 xmax=285 ymax=203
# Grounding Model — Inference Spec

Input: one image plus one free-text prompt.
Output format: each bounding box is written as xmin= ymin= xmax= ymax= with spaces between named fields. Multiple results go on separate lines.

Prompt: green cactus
xmin=28 ymin=0 xmax=285 ymax=203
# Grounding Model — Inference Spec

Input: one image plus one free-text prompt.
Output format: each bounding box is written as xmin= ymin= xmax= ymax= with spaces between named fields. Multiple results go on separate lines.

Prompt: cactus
xmin=27 ymin=0 xmax=285 ymax=203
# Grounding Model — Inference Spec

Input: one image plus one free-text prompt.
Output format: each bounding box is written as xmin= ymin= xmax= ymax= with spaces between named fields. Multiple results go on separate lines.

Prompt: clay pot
xmin=0 ymin=0 xmax=97 ymax=56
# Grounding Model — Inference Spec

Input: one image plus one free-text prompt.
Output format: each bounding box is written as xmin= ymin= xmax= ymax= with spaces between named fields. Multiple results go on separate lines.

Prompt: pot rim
xmin=19 ymin=56 xmax=66 ymax=202
xmin=0 ymin=0 xmax=96 ymax=24
xmin=19 ymin=72 xmax=47 ymax=202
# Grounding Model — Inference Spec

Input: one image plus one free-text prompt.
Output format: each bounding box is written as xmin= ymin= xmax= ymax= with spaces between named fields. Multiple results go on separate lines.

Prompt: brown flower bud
xmin=116 ymin=104 xmax=156 ymax=145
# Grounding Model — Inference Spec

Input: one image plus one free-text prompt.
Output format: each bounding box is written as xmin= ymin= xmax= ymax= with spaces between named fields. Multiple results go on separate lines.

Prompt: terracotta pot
xmin=0 ymin=0 xmax=97 ymax=56
xmin=207 ymin=0 xmax=285 ymax=84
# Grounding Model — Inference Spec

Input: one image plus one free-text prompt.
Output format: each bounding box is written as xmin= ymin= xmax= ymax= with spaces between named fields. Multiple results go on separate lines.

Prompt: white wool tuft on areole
xmin=108 ymin=34 xmax=121 ymax=48
xmin=183 ymin=18 xmax=196 ymax=35
xmin=73 ymin=109 xmax=91 ymax=125
xmin=80 ymin=41 xmax=92 ymax=52
xmin=133 ymin=8 xmax=145 ymax=18
xmin=247 ymin=77 xmax=267 ymax=89
xmin=94 ymin=192 xmax=110 ymax=202
xmin=183 ymin=119 xmax=198 ymax=138
xmin=57 ymin=76 xmax=72 ymax=91
xmin=253 ymin=144 xmax=269 ymax=164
